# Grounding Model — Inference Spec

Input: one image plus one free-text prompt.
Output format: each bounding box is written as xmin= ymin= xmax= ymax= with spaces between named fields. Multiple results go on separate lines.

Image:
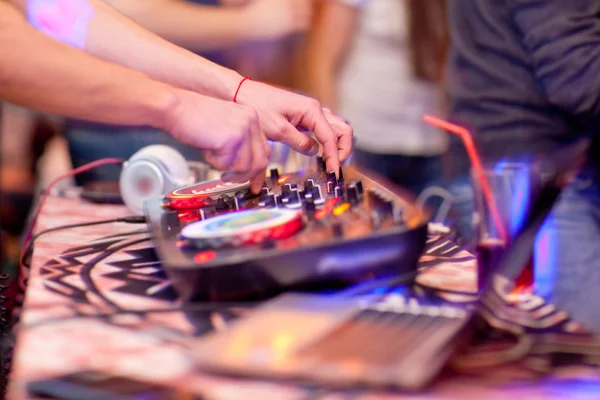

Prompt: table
xmin=8 ymin=191 xmax=600 ymax=399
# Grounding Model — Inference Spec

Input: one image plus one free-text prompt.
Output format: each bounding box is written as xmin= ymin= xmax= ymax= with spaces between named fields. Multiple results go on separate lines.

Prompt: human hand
xmin=164 ymin=90 xmax=270 ymax=193
xmin=235 ymin=80 xmax=353 ymax=174
xmin=241 ymin=0 xmax=313 ymax=40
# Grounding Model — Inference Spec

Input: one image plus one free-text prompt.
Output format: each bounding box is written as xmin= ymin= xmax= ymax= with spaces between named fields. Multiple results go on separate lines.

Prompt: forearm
xmin=11 ymin=0 xmax=243 ymax=101
xmin=105 ymin=0 xmax=249 ymax=52
xmin=0 ymin=3 xmax=176 ymax=131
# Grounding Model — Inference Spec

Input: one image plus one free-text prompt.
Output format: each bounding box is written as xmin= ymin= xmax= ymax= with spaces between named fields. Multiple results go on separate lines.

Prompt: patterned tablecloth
xmin=7 ymin=192 xmax=600 ymax=399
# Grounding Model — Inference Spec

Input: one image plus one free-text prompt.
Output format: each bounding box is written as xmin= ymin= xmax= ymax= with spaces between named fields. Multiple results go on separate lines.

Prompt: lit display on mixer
xmin=167 ymin=179 xmax=250 ymax=210
xmin=180 ymin=208 xmax=303 ymax=248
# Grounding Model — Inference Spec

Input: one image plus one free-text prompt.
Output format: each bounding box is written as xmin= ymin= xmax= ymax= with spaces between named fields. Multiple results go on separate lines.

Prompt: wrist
xmin=146 ymin=84 xmax=182 ymax=133
xmin=190 ymin=64 xmax=244 ymax=102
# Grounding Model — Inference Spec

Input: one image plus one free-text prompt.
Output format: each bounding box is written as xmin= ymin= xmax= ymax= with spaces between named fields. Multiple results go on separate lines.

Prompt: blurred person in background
xmin=64 ymin=0 xmax=314 ymax=183
xmin=445 ymin=0 xmax=600 ymax=326
xmin=299 ymin=0 xmax=448 ymax=198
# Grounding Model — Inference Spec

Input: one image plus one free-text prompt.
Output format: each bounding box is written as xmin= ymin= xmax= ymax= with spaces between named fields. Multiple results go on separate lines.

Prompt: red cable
xmin=19 ymin=158 xmax=124 ymax=289
xmin=422 ymin=115 xmax=508 ymax=244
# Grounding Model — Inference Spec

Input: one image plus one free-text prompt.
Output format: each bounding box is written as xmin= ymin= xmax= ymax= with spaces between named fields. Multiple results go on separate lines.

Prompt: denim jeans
xmin=65 ymin=126 xmax=204 ymax=185
xmin=352 ymin=149 xmax=444 ymax=197
xmin=448 ymin=172 xmax=600 ymax=332
xmin=534 ymin=175 xmax=600 ymax=332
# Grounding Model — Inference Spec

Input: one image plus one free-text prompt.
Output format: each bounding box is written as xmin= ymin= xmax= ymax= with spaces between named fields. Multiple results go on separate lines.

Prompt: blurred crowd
xmin=1 ymin=0 xmax=450 ymax=270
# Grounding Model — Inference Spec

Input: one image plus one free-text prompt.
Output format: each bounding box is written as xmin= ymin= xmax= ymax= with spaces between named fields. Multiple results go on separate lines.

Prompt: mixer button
xmin=356 ymin=180 xmax=364 ymax=195
xmin=275 ymin=194 xmax=284 ymax=208
xmin=317 ymin=157 xmax=327 ymax=172
xmin=338 ymin=166 xmax=345 ymax=183
xmin=304 ymin=197 xmax=316 ymax=215
xmin=282 ymin=183 xmax=294 ymax=197
xmin=347 ymin=183 xmax=360 ymax=204
xmin=327 ymin=172 xmax=337 ymax=186
xmin=216 ymin=195 xmax=231 ymax=211
xmin=259 ymin=193 xmax=276 ymax=207
xmin=311 ymin=185 xmax=325 ymax=204
xmin=304 ymin=179 xmax=316 ymax=191
xmin=327 ymin=181 xmax=334 ymax=194
xmin=288 ymin=189 xmax=302 ymax=204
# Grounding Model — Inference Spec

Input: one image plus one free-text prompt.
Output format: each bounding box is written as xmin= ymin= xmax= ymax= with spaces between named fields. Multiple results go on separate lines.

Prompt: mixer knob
xmin=303 ymin=179 xmax=316 ymax=191
xmin=338 ymin=167 xmax=345 ymax=183
xmin=270 ymin=168 xmax=280 ymax=182
xmin=347 ymin=183 xmax=361 ymax=204
xmin=326 ymin=171 xmax=337 ymax=184
xmin=311 ymin=185 xmax=325 ymax=204
xmin=234 ymin=191 xmax=246 ymax=199
xmin=326 ymin=171 xmax=337 ymax=191
xmin=355 ymin=180 xmax=364 ymax=195
xmin=317 ymin=157 xmax=327 ymax=172
xmin=275 ymin=194 xmax=284 ymax=208
xmin=259 ymin=188 xmax=275 ymax=207
xmin=334 ymin=185 xmax=345 ymax=199
xmin=260 ymin=193 xmax=276 ymax=207
xmin=216 ymin=194 xmax=231 ymax=211
xmin=282 ymin=183 xmax=294 ymax=197
xmin=304 ymin=197 xmax=316 ymax=216
xmin=288 ymin=189 xmax=302 ymax=204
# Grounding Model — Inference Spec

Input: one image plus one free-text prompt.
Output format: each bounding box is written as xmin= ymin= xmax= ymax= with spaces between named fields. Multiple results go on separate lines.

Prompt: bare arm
xmin=0 ymin=2 xmax=176 ymax=130
xmin=299 ymin=0 xmax=360 ymax=109
xmin=9 ymin=0 xmax=244 ymax=100
xmin=105 ymin=0 xmax=310 ymax=53
xmin=105 ymin=0 xmax=247 ymax=52
xmin=8 ymin=0 xmax=352 ymax=171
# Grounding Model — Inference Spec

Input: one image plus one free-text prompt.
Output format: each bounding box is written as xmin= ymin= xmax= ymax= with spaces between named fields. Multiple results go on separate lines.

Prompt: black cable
xmin=26 ymin=301 xmax=258 ymax=329
xmin=22 ymin=216 xmax=146 ymax=269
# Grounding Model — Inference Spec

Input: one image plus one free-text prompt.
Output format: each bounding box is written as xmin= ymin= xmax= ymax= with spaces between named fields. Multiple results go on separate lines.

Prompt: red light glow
xmin=194 ymin=251 xmax=217 ymax=264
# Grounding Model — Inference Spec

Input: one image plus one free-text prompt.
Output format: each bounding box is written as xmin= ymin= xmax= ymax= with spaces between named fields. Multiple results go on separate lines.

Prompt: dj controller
xmin=144 ymin=157 xmax=430 ymax=301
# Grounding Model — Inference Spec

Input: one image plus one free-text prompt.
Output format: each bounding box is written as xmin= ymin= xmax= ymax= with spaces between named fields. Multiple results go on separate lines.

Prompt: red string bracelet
xmin=233 ymin=76 xmax=251 ymax=103
xmin=422 ymin=115 xmax=508 ymax=244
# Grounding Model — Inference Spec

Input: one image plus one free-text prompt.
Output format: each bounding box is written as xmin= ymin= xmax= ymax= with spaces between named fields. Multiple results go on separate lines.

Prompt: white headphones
xmin=119 ymin=145 xmax=195 ymax=214
xmin=118 ymin=143 xmax=287 ymax=214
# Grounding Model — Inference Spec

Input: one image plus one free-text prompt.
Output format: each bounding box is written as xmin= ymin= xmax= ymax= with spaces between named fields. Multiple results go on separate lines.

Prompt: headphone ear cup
xmin=119 ymin=145 xmax=191 ymax=214
xmin=128 ymin=145 xmax=190 ymax=185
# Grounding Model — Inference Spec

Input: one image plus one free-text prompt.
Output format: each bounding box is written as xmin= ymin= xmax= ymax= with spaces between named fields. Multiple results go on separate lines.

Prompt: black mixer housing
xmin=144 ymin=160 xmax=430 ymax=301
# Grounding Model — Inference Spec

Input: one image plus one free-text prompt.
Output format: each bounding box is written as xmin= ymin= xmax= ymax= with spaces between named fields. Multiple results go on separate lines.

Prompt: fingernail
xmin=308 ymin=143 xmax=319 ymax=156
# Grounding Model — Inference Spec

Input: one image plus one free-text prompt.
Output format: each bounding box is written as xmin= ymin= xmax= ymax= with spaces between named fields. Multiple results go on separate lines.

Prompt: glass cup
xmin=472 ymin=162 xmax=541 ymax=292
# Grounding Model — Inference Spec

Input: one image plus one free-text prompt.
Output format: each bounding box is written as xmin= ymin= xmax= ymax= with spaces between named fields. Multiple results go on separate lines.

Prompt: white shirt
xmin=336 ymin=0 xmax=447 ymax=155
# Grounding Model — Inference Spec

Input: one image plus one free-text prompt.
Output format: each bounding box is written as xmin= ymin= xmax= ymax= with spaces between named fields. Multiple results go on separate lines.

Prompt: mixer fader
xmin=144 ymin=157 xmax=430 ymax=301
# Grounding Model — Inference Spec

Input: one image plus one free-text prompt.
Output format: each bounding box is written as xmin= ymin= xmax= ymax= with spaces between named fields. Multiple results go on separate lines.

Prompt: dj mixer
xmin=144 ymin=157 xmax=430 ymax=301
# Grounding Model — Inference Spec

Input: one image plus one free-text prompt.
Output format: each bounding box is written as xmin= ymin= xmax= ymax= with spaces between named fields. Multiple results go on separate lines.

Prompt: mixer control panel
xmin=145 ymin=158 xmax=429 ymax=301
